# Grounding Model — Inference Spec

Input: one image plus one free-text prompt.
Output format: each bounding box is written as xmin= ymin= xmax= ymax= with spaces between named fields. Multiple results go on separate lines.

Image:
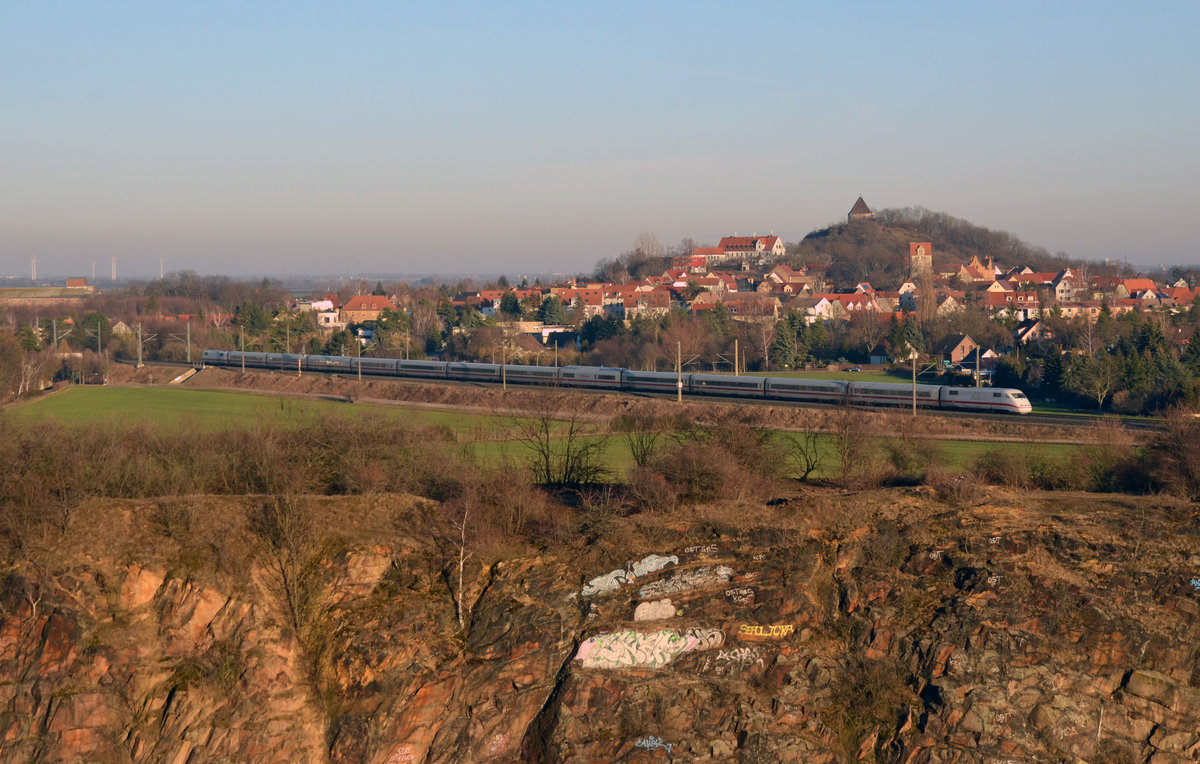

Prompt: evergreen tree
xmin=538 ymin=296 xmax=569 ymax=325
xmin=18 ymin=324 xmax=42 ymax=352
xmin=806 ymin=320 xmax=828 ymax=360
xmin=437 ymin=297 xmax=458 ymax=328
xmin=1042 ymin=349 xmax=1064 ymax=394
xmin=498 ymin=291 xmax=521 ymax=317
xmin=771 ymin=321 xmax=798 ymax=369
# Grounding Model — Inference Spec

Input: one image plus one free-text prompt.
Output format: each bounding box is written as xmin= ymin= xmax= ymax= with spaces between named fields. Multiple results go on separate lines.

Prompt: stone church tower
xmin=910 ymin=242 xmax=933 ymax=278
xmin=848 ymin=196 xmax=874 ymax=222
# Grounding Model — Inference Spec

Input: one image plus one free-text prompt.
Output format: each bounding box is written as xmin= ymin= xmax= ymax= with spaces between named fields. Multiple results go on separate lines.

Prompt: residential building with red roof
xmin=340 ymin=295 xmax=397 ymax=323
xmin=1117 ymin=278 xmax=1159 ymax=298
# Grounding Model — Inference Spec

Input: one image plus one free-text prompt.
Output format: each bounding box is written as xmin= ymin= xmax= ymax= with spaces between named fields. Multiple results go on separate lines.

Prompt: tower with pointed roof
xmin=848 ymin=195 xmax=874 ymax=222
xmin=910 ymin=242 xmax=933 ymax=278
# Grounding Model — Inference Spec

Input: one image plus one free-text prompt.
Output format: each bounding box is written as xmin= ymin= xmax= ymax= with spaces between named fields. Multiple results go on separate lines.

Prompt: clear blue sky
xmin=2 ymin=1 xmax=1196 ymax=278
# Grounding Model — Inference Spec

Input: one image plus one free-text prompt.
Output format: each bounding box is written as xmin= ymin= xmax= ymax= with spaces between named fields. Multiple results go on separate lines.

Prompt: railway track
xmin=128 ymin=359 xmax=1162 ymax=432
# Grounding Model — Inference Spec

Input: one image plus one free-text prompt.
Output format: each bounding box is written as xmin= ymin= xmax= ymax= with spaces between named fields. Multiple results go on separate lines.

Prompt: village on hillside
xmin=3 ymin=198 xmax=1199 ymax=413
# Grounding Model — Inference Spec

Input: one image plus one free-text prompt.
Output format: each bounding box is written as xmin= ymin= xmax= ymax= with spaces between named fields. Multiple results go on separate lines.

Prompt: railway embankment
xmin=162 ymin=364 xmax=1117 ymax=445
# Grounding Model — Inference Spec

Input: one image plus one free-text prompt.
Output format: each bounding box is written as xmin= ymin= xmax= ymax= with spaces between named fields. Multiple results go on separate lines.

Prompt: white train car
xmin=622 ymin=370 xmax=684 ymax=394
xmin=307 ymin=354 xmax=354 ymax=372
xmin=447 ymin=362 xmax=501 ymax=382
xmin=397 ymin=359 xmax=448 ymax=378
xmin=764 ymin=378 xmax=847 ymax=404
xmin=941 ymin=386 xmax=1032 ymax=414
xmin=501 ymin=365 xmax=560 ymax=386
xmin=352 ymin=357 xmax=399 ymax=375
xmin=558 ymin=366 xmax=622 ymax=389
xmin=689 ymin=374 xmax=766 ymax=397
xmin=847 ymin=381 xmax=941 ymax=408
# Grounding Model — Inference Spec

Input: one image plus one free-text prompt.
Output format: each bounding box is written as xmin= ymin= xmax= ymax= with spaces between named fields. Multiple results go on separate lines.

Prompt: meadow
xmin=12 ymin=386 xmax=1077 ymax=482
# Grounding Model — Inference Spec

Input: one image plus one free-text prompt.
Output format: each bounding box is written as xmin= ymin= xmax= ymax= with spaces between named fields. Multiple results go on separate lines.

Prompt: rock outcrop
xmin=0 ymin=489 xmax=1197 ymax=762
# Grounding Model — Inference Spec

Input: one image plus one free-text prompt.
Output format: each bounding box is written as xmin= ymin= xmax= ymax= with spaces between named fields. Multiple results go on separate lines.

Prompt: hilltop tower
xmin=910 ymin=242 xmax=933 ymax=278
xmin=848 ymin=195 xmax=874 ymax=222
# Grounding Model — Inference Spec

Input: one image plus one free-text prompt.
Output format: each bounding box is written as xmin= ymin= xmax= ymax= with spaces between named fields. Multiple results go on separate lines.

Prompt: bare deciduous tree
xmin=830 ymin=400 xmax=869 ymax=486
xmin=614 ymin=413 xmax=664 ymax=468
xmin=633 ymin=231 xmax=665 ymax=257
xmin=850 ymin=310 xmax=888 ymax=358
xmin=510 ymin=394 xmax=609 ymax=487
xmin=785 ymin=429 xmax=824 ymax=482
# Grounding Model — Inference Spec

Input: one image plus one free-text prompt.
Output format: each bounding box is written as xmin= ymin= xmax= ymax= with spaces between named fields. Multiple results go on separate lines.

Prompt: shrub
xmin=627 ymin=466 xmax=678 ymax=513
xmin=925 ymin=466 xmax=983 ymax=507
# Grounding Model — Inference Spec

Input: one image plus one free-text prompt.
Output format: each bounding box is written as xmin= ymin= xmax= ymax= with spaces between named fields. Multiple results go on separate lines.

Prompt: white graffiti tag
xmin=634 ymin=736 xmax=674 ymax=754
xmin=725 ymin=587 xmax=755 ymax=605
xmin=638 ymin=566 xmax=735 ymax=599
xmin=633 ymin=598 xmax=677 ymax=622
xmin=574 ymin=628 xmax=725 ymax=669
xmin=581 ymin=554 xmax=679 ymax=597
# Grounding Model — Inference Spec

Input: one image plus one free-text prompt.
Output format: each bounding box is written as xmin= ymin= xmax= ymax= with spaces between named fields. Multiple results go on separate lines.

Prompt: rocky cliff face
xmin=1 ymin=489 xmax=1198 ymax=762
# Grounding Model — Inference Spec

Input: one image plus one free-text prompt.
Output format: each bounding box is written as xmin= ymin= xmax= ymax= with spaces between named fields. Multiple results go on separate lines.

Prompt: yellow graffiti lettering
xmin=737 ymin=623 xmax=794 ymax=639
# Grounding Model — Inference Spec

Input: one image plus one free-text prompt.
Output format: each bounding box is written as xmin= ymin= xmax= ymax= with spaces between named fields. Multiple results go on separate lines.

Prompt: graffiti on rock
xmin=633 ymin=598 xmax=677 ymax=622
xmin=737 ymin=623 xmax=795 ymax=640
xmin=630 ymin=554 xmax=678 ymax=578
xmin=581 ymin=569 xmax=631 ymax=598
xmin=386 ymin=744 xmax=415 ymax=763
xmin=697 ymin=646 xmax=766 ymax=675
xmin=574 ymin=627 xmax=725 ymax=669
xmin=580 ymin=553 xmax=679 ymax=598
xmin=638 ymin=566 xmax=735 ymax=599
xmin=634 ymin=735 xmax=674 ymax=754
xmin=683 ymin=544 xmax=718 ymax=557
xmin=725 ymin=587 xmax=755 ymax=605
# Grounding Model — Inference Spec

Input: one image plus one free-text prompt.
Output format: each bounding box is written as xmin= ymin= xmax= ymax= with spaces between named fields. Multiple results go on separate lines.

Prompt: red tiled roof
xmin=342 ymin=295 xmax=397 ymax=312
xmin=1122 ymin=278 xmax=1158 ymax=293
xmin=849 ymin=196 xmax=872 ymax=215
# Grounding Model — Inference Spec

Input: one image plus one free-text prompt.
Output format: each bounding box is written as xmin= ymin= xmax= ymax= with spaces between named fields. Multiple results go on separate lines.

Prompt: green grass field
xmin=10 ymin=385 xmax=1079 ymax=481
xmin=8 ymin=386 xmax=505 ymax=437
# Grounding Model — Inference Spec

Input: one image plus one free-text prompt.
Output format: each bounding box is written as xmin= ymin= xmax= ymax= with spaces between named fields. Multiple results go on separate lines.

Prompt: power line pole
xmin=240 ymin=327 xmax=245 ymax=373
xmin=134 ymin=323 xmax=157 ymax=368
xmin=911 ymin=350 xmax=917 ymax=417
xmin=676 ymin=341 xmax=682 ymax=403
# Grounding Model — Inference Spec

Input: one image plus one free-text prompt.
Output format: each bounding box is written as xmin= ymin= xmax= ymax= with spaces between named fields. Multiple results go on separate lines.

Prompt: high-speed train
xmin=200 ymin=350 xmax=1033 ymax=414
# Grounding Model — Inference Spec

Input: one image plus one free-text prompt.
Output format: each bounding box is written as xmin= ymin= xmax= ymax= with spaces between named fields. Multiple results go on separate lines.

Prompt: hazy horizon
xmin=3 ymin=2 xmax=1197 ymax=278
